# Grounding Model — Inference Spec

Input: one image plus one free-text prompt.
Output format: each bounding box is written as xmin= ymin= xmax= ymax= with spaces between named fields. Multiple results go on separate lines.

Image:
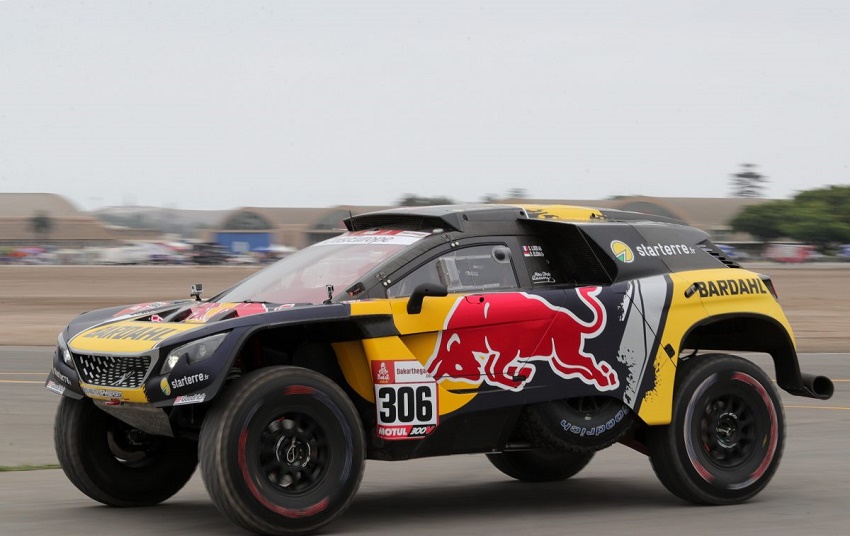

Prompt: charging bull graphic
xmin=425 ymin=287 xmax=618 ymax=392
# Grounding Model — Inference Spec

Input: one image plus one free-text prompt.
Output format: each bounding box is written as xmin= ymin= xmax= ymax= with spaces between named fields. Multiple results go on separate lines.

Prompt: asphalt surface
xmin=1 ymin=347 xmax=847 ymax=536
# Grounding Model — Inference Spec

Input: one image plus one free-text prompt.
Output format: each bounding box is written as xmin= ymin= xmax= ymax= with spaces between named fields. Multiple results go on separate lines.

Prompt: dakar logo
xmin=425 ymin=288 xmax=619 ymax=393
xmin=376 ymin=362 xmax=391 ymax=383
xmin=160 ymin=378 xmax=171 ymax=396
xmin=610 ymin=240 xmax=634 ymax=263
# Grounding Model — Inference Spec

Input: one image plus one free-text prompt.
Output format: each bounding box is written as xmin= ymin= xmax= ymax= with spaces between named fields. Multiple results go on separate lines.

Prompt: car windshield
xmin=214 ymin=230 xmax=431 ymax=304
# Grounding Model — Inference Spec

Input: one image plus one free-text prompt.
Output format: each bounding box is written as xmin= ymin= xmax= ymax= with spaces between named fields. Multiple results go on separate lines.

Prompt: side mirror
xmin=407 ymin=283 xmax=448 ymax=315
xmin=190 ymin=283 xmax=203 ymax=301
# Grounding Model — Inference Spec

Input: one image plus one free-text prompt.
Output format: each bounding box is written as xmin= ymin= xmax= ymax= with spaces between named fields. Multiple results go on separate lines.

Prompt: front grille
xmin=73 ymin=354 xmax=151 ymax=388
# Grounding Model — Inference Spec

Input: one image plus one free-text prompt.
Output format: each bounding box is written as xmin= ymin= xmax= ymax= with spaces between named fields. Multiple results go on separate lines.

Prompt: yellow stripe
xmin=0 ymin=380 xmax=44 ymax=384
xmin=786 ymin=405 xmax=850 ymax=411
xmin=518 ymin=204 xmax=604 ymax=221
xmin=70 ymin=320 xmax=202 ymax=353
xmin=769 ymin=378 xmax=850 ymax=383
xmin=78 ymin=382 xmax=148 ymax=403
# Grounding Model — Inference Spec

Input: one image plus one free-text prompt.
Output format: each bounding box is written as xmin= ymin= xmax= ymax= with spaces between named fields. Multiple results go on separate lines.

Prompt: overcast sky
xmin=2 ymin=1 xmax=849 ymax=211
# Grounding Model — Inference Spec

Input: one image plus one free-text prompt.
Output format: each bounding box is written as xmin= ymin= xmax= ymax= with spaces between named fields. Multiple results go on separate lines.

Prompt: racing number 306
xmin=377 ymin=385 xmax=434 ymax=424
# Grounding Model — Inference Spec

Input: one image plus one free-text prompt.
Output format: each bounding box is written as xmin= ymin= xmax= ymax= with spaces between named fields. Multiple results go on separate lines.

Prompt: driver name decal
xmin=317 ymin=230 xmax=430 ymax=247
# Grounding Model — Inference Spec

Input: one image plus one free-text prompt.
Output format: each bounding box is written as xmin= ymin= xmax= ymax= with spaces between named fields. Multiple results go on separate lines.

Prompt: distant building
xmin=0 ymin=193 xmax=772 ymax=252
xmin=0 ymin=193 xmax=160 ymax=248
xmin=208 ymin=205 xmax=390 ymax=252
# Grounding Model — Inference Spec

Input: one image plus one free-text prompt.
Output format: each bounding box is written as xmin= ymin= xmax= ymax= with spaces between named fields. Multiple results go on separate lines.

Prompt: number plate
xmin=372 ymin=360 xmax=439 ymax=440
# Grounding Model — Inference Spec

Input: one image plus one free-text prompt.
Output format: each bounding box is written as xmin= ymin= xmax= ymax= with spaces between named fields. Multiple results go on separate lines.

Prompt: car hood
xmin=66 ymin=300 xmax=302 ymax=354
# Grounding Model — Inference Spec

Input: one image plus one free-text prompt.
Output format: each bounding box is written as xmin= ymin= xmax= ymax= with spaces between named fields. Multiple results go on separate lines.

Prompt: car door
xmin=514 ymin=228 xmax=672 ymax=407
xmin=387 ymin=241 xmax=550 ymax=388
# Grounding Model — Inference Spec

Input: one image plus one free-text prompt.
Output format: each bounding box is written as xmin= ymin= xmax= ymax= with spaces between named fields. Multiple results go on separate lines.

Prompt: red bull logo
xmin=184 ymin=302 xmax=295 ymax=323
xmin=425 ymin=287 xmax=618 ymax=392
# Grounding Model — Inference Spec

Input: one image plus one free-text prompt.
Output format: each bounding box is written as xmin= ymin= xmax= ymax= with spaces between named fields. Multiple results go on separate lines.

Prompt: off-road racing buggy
xmin=45 ymin=204 xmax=834 ymax=535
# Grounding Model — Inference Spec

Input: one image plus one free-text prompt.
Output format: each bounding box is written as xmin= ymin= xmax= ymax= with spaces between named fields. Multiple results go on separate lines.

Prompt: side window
xmin=520 ymin=240 xmax=567 ymax=287
xmin=388 ymin=245 xmax=518 ymax=298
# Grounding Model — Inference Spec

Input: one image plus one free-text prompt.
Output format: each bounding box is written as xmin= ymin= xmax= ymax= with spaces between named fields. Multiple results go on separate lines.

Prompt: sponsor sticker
xmin=316 ymin=230 xmax=430 ymax=247
xmin=522 ymin=245 xmax=545 ymax=257
xmin=635 ymin=243 xmax=696 ymax=257
xmin=82 ymin=387 xmax=123 ymax=399
xmin=51 ymin=367 xmax=70 ymax=385
xmin=372 ymin=360 xmax=438 ymax=441
xmin=112 ymin=302 xmax=170 ymax=318
xmin=160 ymin=378 xmax=171 ymax=396
xmin=46 ymin=381 xmax=66 ymax=395
xmin=185 ymin=302 xmax=272 ymax=322
xmin=174 ymin=393 xmax=206 ymax=405
xmin=691 ymin=278 xmax=768 ymax=298
xmin=81 ymin=325 xmax=180 ymax=342
xmin=171 ymin=372 xmax=210 ymax=390
xmin=425 ymin=288 xmax=618 ymax=393
xmin=531 ymin=271 xmax=556 ymax=284
xmin=610 ymin=240 xmax=634 ymax=263
xmin=375 ymin=362 xmax=391 ymax=384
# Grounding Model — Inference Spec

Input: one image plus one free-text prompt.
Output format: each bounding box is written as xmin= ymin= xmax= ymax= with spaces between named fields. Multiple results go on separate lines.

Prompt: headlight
xmin=57 ymin=332 xmax=73 ymax=367
xmin=160 ymin=333 xmax=227 ymax=374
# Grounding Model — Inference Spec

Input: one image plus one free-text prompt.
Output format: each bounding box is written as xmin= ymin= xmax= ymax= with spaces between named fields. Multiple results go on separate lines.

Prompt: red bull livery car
xmin=45 ymin=204 xmax=834 ymax=535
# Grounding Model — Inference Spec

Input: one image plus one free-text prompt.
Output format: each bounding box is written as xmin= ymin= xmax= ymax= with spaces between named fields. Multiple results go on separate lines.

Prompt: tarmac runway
xmin=1 ymin=347 xmax=847 ymax=536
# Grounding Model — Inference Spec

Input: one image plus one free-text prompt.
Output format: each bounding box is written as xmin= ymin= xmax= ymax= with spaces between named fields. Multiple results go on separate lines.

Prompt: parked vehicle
xmin=763 ymin=243 xmax=815 ymax=263
xmin=190 ymin=242 xmax=232 ymax=265
xmin=714 ymin=243 xmax=748 ymax=260
xmin=99 ymin=243 xmax=184 ymax=265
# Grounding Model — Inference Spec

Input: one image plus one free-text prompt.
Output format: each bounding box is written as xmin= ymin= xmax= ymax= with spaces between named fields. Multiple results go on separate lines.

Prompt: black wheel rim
xmin=106 ymin=419 xmax=163 ymax=466
xmin=700 ymin=394 xmax=756 ymax=467
xmin=684 ymin=371 xmax=780 ymax=490
xmin=235 ymin=388 xmax=356 ymax=520
xmin=257 ymin=412 xmax=328 ymax=495
xmin=565 ymin=396 xmax=615 ymax=418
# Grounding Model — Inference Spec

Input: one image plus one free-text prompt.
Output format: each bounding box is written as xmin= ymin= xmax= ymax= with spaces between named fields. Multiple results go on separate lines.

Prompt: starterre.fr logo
xmin=610 ymin=240 xmax=634 ymax=263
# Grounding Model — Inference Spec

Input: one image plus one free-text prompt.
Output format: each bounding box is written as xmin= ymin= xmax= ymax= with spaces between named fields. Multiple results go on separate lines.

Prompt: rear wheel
xmin=486 ymin=450 xmax=594 ymax=482
xmin=647 ymin=354 xmax=785 ymax=504
xmin=523 ymin=395 xmax=634 ymax=453
xmin=54 ymin=396 xmax=198 ymax=506
xmin=199 ymin=366 xmax=366 ymax=536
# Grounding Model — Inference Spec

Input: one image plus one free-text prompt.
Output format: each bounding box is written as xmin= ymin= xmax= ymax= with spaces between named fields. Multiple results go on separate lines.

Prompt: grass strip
xmin=0 ymin=464 xmax=61 ymax=472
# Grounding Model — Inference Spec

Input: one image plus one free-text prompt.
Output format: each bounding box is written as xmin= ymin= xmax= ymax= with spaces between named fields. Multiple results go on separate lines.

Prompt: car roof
xmin=345 ymin=203 xmax=686 ymax=233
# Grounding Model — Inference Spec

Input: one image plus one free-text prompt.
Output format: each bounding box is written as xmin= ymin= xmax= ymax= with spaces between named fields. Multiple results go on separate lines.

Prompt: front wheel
xmin=54 ymin=396 xmax=198 ymax=506
xmin=486 ymin=449 xmax=594 ymax=482
xmin=647 ymin=354 xmax=785 ymax=504
xmin=199 ymin=366 xmax=366 ymax=536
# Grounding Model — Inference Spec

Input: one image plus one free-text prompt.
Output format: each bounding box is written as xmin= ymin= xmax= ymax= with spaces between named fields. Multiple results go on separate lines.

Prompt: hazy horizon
xmin=2 ymin=1 xmax=849 ymax=211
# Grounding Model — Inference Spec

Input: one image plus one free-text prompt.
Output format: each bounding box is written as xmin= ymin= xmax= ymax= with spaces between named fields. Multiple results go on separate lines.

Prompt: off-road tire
xmin=54 ymin=396 xmax=198 ymax=506
xmin=486 ymin=450 xmax=594 ymax=482
xmin=647 ymin=354 xmax=785 ymax=504
xmin=523 ymin=395 xmax=635 ymax=453
xmin=199 ymin=366 xmax=366 ymax=536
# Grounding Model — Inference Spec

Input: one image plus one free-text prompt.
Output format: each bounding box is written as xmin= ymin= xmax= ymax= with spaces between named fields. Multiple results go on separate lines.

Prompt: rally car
xmin=45 ymin=204 xmax=834 ymax=535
